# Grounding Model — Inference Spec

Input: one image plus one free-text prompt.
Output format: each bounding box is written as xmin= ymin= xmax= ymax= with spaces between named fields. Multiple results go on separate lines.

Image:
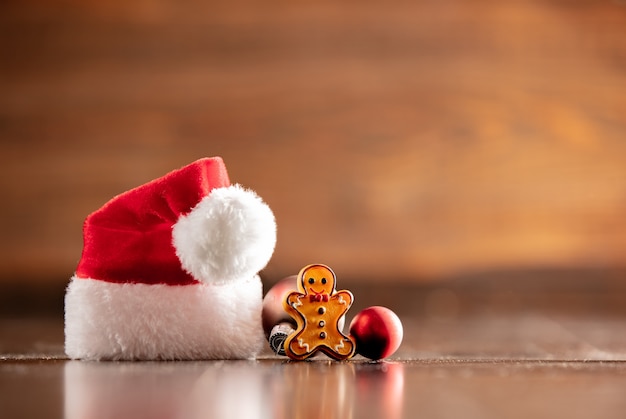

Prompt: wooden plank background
xmin=1 ymin=0 xmax=625 ymax=286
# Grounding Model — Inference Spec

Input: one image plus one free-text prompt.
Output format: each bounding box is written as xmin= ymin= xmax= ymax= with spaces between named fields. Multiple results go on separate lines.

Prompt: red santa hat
xmin=64 ymin=157 xmax=276 ymax=360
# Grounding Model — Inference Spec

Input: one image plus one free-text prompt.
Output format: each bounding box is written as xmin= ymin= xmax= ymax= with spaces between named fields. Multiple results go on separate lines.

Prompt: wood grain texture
xmin=1 ymin=0 xmax=625 ymax=284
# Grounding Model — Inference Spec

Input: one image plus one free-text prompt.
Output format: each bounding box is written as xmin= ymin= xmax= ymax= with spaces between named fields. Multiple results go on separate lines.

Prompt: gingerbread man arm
xmin=285 ymin=292 xmax=303 ymax=309
xmin=333 ymin=290 xmax=353 ymax=309
xmin=284 ymin=292 xmax=306 ymax=326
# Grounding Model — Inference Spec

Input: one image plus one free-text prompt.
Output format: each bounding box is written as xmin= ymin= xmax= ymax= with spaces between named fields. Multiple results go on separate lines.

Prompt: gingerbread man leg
xmin=287 ymin=333 xmax=313 ymax=358
xmin=328 ymin=336 xmax=355 ymax=359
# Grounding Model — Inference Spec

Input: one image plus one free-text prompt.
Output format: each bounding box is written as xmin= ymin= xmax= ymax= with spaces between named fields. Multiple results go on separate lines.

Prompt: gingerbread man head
xmin=298 ymin=264 xmax=336 ymax=300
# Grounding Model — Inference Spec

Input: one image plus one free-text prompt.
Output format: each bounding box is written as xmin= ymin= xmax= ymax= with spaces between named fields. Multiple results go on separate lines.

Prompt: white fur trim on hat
xmin=64 ymin=275 xmax=265 ymax=360
xmin=172 ymin=185 xmax=277 ymax=285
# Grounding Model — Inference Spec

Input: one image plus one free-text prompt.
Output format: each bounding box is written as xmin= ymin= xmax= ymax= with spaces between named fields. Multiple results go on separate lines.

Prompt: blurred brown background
xmin=1 ymin=0 xmax=625 ymax=304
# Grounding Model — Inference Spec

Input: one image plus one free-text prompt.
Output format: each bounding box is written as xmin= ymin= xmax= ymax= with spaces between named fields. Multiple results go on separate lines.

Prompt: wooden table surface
xmin=2 ymin=274 xmax=626 ymax=419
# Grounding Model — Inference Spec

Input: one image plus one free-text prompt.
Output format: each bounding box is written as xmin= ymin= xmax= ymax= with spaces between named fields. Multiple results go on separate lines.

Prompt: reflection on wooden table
xmin=58 ymin=357 xmax=626 ymax=419
xmin=1 ymin=355 xmax=624 ymax=419
xmin=63 ymin=360 xmax=404 ymax=419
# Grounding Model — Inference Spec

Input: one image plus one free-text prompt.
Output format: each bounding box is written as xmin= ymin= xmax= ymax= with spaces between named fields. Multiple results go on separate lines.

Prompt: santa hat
xmin=64 ymin=157 xmax=276 ymax=360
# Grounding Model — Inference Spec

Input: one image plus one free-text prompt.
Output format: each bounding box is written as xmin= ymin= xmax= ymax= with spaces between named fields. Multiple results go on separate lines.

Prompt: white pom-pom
xmin=172 ymin=185 xmax=276 ymax=284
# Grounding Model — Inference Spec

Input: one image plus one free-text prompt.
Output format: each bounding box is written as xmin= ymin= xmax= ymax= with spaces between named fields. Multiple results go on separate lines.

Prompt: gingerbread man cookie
xmin=283 ymin=264 xmax=356 ymax=360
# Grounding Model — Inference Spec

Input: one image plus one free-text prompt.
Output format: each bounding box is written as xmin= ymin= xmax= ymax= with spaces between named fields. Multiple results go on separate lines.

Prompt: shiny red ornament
xmin=349 ymin=306 xmax=403 ymax=360
xmin=262 ymin=275 xmax=299 ymax=338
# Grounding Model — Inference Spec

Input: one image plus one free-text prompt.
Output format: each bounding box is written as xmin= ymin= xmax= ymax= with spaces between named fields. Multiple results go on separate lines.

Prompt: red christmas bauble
xmin=349 ymin=306 xmax=403 ymax=360
xmin=262 ymin=275 xmax=298 ymax=337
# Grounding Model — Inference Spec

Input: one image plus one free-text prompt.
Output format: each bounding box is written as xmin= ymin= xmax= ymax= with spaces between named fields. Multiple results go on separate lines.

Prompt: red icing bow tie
xmin=309 ymin=293 xmax=329 ymax=303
